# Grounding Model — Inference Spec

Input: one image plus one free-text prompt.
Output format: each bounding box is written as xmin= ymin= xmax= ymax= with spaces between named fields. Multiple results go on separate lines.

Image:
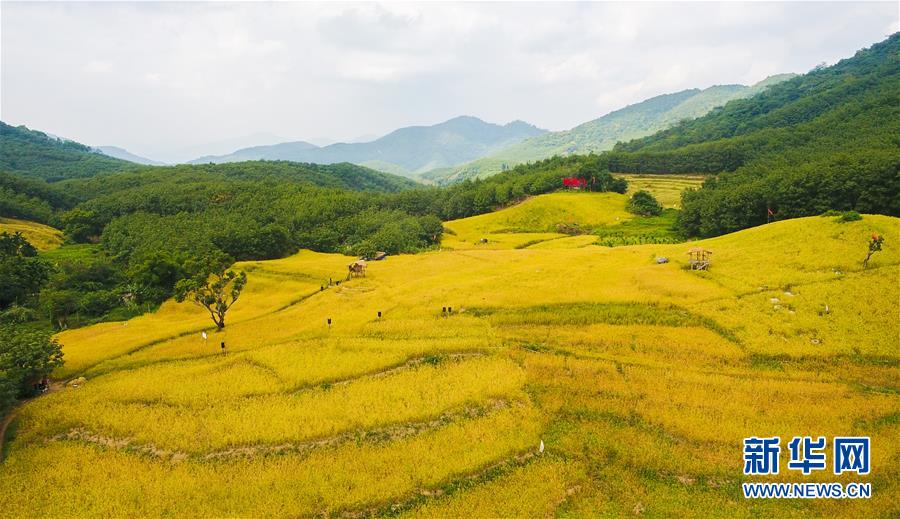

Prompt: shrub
xmin=627 ymin=191 xmax=663 ymax=217
xmin=836 ymin=211 xmax=862 ymax=222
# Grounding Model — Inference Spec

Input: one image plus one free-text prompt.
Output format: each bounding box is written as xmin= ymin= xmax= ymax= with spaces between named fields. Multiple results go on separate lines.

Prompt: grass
xmin=0 ymin=195 xmax=897 ymax=518
xmin=39 ymin=243 xmax=101 ymax=262
xmin=0 ymin=217 xmax=63 ymax=250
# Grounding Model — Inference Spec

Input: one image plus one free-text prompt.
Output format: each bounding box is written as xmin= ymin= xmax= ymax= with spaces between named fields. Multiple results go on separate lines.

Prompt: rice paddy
xmin=0 ymin=216 xmax=63 ymax=250
xmin=1 ymin=194 xmax=897 ymax=517
xmin=441 ymin=191 xmax=632 ymax=249
xmin=618 ymin=173 xmax=706 ymax=208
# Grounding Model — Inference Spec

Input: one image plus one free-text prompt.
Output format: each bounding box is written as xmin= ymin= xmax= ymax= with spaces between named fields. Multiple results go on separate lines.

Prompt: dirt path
xmin=0 ymin=382 xmax=63 ymax=459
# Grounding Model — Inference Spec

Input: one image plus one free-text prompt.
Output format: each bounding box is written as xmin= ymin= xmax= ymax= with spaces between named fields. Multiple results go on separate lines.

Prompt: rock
xmin=769 ymin=298 xmax=780 ymax=304
xmin=656 ymin=257 xmax=669 ymax=264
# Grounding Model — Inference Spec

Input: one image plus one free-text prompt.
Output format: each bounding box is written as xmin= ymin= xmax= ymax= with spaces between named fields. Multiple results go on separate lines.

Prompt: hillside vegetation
xmin=0 ymin=122 xmax=136 ymax=181
xmin=1 ymin=206 xmax=896 ymax=517
xmin=606 ymin=34 xmax=900 ymax=237
xmin=424 ymin=75 xmax=794 ymax=183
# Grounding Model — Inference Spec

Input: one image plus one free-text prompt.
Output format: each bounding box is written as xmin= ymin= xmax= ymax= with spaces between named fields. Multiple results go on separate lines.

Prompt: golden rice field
xmin=618 ymin=173 xmax=706 ymax=208
xmin=1 ymin=196 xmax=898 ymax=518
xmin=0 ymin=216 xmax=63 ymax=250
xmin=442 ymin=191 xmax=631 ymax=249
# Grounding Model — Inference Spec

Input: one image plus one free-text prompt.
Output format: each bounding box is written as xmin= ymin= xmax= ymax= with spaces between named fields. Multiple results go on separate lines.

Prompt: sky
xmin=1 ymin=1 xmax=897 ymax=163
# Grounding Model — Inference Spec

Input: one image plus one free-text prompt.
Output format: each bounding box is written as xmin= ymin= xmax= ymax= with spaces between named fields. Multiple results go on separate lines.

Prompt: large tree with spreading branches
xmin=174 ymin=255 xmax=247 ymax=330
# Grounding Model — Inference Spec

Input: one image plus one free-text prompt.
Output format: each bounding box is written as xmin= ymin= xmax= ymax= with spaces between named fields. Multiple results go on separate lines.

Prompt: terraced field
xmin=618 ymin=173 xmax=706 ymax=208
xmin=0 ymin=217 xmax=63 ymax=250
xmin=442 ymin=192 xmax=632 ymax=249
xmin=1 ymin=199 xmax=897 ymax=517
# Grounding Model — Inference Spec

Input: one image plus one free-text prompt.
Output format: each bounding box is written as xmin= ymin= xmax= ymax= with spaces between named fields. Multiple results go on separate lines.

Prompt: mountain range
xmin=187 ymin=116 xmax=546 ymax=176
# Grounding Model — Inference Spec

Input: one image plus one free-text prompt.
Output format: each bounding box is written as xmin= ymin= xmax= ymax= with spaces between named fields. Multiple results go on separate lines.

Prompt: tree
xmin=174 ymin=257 xmax=247 ymax=330
xmin=40 ymin=289 xmax=81 ymax=329
xmin=0 ymin=325 xmax=64 ymax=416
xmin=0 ymin=231 xmax=37 ymax=257
xmin=61 ymin=208 xmax=104 ymax=243
xmin=127 ymin=251 xmax=187 ymax=301
xmin=0 ymin=232 xmax=52 ymax=309
xmin=862 ymin=233 xmax=884 ymax=268
xmin=627 ymin=190 xmax=663 ymax=216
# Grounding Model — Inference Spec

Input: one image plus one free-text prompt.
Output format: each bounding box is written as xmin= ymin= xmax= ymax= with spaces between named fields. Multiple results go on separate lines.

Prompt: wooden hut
xmin=687 ymin=247 xmax=712 ymax=270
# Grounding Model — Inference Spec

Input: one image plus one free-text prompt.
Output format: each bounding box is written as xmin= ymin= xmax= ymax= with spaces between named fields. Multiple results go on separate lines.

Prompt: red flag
xmin=767 ymin=207 xmax=775 ymax=216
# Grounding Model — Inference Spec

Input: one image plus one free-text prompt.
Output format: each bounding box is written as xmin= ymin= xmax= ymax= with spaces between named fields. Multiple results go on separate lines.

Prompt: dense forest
xmin=604 ymin=33 xmax=900 ymax=236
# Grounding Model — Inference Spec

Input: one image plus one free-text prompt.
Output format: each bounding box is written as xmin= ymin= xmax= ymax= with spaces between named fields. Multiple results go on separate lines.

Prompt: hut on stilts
xmin=687 ymin=247 xmax=712 ymax=271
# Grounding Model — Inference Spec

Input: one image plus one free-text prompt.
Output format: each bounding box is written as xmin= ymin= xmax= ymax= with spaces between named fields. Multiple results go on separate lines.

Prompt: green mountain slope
xmin=188 ymin=116 xmax=546 ymax=176
xmin=424 ymin=75 xmax=795 ymax=184
xmin=605 ymin=34 xmax=899 ymax=237
xmin=0 ymin=122 xmax=136 ymax=181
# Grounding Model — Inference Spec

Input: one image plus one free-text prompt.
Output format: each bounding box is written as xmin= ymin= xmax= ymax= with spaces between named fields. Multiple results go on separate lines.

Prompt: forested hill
xmin=0 ymin=122 xmax=137 ymax=181
xmin=59 ymin=161 xmax=418 ymax=200
xmin=1 ymin=160 xmax=416 ymax=225
xmin=605 ymin=33 xmax=899 ymax=237
xmin=608 ymin=34 xmax=899 ymax=172
xmin=422 ymin=75 xmax=795 ymax=184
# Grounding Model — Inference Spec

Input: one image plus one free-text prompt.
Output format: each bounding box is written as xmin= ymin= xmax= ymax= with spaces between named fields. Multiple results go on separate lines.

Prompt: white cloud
xmin=1 ymin=2 xmax=895 ymax=162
